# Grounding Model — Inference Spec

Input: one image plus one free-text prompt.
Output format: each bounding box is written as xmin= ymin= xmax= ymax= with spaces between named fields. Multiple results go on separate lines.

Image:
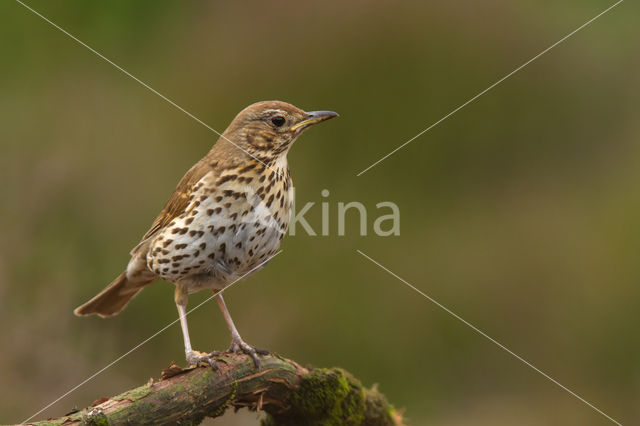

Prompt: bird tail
xmin=74 ymin=271 xmax=153 ymax=318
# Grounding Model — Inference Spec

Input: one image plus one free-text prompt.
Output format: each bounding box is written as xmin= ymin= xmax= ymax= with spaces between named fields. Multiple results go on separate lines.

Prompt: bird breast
xmin=146 ymin=162 xmax=293 ymax=290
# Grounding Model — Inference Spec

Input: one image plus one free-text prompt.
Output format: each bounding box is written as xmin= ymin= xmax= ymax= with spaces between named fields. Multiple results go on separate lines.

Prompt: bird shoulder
xmin=129 ymin=158 xmax=220 ymax=256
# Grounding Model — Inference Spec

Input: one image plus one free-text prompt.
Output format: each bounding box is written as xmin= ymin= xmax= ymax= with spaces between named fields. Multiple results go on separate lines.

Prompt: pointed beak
xmin=290 ymin=110 xmax=339 ymax=132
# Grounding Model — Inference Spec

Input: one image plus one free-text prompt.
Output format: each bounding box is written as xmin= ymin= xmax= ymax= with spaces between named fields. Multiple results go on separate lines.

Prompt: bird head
xmin=219 ymin=101 xmax=338 ymax=161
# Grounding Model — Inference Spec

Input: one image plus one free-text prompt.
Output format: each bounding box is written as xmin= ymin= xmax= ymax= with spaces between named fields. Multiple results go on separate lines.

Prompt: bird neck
xmin=210 ymin=133 xmax=291 ymax=169
xmin=205 ymin=139 xmax=290 ymax=176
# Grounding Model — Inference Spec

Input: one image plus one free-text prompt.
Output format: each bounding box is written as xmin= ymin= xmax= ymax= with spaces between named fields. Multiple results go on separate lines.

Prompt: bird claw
xmin=228 ymin=338 xmax=268 ymax=370
xmin=186 ymin=350 xmax=220 ymax=369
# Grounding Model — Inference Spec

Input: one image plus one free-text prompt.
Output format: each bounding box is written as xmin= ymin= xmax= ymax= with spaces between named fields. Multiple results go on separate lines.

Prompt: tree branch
xmin=28 ymin=354 xmax=404 ymax=425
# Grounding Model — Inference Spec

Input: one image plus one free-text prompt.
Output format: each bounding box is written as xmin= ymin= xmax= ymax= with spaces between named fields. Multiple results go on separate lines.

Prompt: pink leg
xmin=215 ymin=292 xmax=267 ymax=369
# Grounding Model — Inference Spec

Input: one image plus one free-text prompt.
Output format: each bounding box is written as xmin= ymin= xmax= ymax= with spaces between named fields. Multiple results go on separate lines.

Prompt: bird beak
xmin=290 ymin=110 xmax=339 ymax=132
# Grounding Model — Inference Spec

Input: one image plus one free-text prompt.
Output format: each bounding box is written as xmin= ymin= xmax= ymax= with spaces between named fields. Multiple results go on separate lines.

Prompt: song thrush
xmin=74 ymin=101 xmax=338 ymax=369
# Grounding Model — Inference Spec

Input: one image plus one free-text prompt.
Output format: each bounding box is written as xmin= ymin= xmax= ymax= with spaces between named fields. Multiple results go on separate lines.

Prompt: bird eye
xmin=271 ymin=116 xmax=286 ymax=127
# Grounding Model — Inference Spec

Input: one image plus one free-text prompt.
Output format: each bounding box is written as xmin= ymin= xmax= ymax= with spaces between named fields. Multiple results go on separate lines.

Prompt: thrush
xmin=74 ymin=101 xmax=338 ymax=369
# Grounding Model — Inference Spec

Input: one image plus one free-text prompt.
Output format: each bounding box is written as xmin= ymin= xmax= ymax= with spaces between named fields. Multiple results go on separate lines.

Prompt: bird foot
xmin=186 ymin=349 xmax=221 ymax=369
xmin=227 ymin=338 xmax=268 ymax=370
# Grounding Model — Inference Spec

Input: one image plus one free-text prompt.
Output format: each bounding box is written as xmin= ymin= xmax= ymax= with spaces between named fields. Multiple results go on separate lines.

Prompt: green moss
xmin=84 ymin=408 xmax=110 ymax=426
xmin=361 ymin=387 xmax=399 ymax=426
xmin=112 ymin=382 xmax=152 ymax=401
xmin=386 ymin=405 xmax=397 ymax=418
xmin=154 ymin=382 xmax=186 ymax=403
xmin=264 ymin=368 xmax=366 ymax=426
xmin=191 ymin=367 xmax=216 ymax=388
xmin=262 ymin=367 xmax=402 ymax=426
xmin=208 ymin=380 xmax=238 ymax=418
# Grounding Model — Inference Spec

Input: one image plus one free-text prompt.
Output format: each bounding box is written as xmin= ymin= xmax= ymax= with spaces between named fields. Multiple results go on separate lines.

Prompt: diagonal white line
xmin=356 ymin=0 xmax=624 ymax=176
xmin=21 ymin=250 xmax=283 ymax=424
xmin=14 ymin=0 xmax=282 ymax=176
xmin=356 ymin=249 xmax=622 ymax=425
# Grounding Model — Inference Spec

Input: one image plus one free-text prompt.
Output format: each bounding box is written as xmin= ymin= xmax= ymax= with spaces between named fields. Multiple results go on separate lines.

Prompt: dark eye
xmin=271 ymin=116 xmax=286 ymax=127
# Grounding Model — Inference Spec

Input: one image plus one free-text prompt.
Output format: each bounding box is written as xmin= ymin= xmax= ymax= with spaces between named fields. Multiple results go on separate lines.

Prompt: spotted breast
xmin=147 ymin=158 xmax=293 ymax=294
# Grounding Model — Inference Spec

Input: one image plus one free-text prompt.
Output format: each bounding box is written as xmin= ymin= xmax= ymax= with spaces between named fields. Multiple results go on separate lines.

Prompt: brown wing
xmin=130 ymin=159 xmax=216 ymax=255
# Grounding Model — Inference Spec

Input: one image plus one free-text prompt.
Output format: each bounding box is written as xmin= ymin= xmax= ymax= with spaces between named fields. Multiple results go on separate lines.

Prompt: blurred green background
xmin=1 ymin=1 xmax=638 ymax=424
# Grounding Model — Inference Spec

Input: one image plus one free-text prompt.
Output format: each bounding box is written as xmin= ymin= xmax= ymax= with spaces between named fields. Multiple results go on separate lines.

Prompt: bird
xmin=74 ymin=100 xmax=338 ymax=369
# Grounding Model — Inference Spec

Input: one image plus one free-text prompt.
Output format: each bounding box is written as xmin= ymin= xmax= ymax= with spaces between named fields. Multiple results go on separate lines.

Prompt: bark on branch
xmin=28 ymin=353 xmax=404 ymax=425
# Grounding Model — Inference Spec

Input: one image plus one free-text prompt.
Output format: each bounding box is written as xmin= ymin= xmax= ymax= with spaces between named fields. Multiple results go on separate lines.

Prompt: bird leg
xmin=176 ymin=287 xmax=219 ymax=369
xmin=215 ymin=292 xmax=268 ymax=369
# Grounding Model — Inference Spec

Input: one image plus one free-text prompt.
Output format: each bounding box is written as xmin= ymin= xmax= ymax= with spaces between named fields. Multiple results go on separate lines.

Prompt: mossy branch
xmin=27 ymin=354 xmax=404 ymax=426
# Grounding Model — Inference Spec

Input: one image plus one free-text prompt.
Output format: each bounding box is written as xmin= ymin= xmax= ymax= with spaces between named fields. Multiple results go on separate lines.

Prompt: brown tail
xmin=74 ymin=271 xmax=153 ymax=318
